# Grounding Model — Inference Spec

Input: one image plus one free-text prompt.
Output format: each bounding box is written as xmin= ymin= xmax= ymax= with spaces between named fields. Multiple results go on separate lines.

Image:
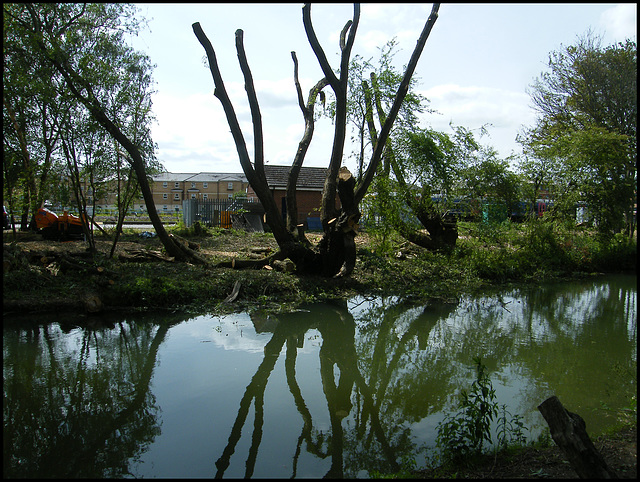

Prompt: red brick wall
xmin=245 ymin=187 xmax=341 ymax=226
xmin=271 ymin=190 xmax=322 ymax=224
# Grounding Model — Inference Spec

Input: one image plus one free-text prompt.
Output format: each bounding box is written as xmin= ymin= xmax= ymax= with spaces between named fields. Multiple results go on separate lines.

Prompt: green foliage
xmin=450 ymin=219 xmax=637 ymax=283
xmin=433 ymin=358 xmax=531 ymax=466
xmin=590 ymin=232 xmax=638 ymax=272
xmin=3 ymin=3 xmax=159 ymax=242
xmin=496 ymin=404 xmax=528 ymax=450
xmin=522 ymin=33 xmax=636 ymax=237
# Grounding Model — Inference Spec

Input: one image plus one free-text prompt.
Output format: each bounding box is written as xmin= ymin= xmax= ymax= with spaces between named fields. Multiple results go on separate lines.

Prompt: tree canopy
xmin=522 ymin=32 xmax=637 ymax=237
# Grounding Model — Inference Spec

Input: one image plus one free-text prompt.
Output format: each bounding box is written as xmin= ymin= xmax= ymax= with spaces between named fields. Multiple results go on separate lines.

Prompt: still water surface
xmin=3 ymin=274 xmax=636 ymax=478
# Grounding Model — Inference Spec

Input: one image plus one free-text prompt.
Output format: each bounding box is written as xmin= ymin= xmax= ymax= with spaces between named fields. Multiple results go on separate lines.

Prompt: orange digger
xmin=35 ymin=208 xmax=86 ymax=240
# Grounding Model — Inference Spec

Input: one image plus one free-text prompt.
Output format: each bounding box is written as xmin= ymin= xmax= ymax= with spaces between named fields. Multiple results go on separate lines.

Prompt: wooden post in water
xmin=537 ymin=395 xmax=618 ymax=479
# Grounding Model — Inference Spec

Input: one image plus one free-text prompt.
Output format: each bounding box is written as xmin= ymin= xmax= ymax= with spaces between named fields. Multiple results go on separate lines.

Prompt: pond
xmin=3 ymin=274 xmax=636 ymax=478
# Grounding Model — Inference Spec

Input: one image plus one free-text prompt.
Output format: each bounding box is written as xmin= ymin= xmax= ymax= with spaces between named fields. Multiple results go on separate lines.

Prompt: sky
xmin=128 ymin=3 xmax=637 ymax=175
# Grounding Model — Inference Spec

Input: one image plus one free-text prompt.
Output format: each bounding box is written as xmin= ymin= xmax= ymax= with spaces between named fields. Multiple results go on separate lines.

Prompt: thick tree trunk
xmin=194 ymin=4 xmax=440 ymax=277
xmin=537 ymin=396 xmax=618 ymax=479
xmin=318 ymin=168 xmax=360 ymax=277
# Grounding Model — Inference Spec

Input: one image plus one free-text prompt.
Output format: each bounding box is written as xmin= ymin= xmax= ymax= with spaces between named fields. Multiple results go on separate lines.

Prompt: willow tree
xmin=193 ymin=3 xmax=440 ymax=277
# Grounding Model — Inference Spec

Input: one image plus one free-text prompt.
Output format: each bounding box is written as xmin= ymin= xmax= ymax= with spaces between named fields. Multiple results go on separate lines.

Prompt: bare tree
xmin=193 ymin=3 xmax=440 ymax=277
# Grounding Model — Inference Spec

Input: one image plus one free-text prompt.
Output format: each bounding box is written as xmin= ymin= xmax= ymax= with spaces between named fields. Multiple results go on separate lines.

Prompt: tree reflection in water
xmin=214 ymin=298 xmax=459 ymax=478
xmin=3 ymin=312 xmax=185 ymax=478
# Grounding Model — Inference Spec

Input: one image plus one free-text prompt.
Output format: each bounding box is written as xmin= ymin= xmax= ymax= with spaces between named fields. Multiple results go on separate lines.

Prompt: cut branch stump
xmin=537 ymin=395 xmax=618 ymax=479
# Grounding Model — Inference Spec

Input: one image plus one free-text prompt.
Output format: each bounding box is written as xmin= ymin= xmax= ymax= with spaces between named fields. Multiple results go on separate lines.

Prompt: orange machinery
xmin=35 ymin=208 xmax=86 ymax=240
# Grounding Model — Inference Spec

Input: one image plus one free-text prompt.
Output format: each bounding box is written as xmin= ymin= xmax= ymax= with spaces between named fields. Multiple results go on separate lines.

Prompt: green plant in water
xmin=496 ymin=404 xmax=528 ymax=449
xmin=435 ymin=357 xmax=528 ymax=465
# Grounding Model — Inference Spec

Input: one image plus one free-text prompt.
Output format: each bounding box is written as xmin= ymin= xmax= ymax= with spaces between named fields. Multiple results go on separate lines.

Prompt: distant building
xmin=150 ymin=172 xmax=248 ymax=213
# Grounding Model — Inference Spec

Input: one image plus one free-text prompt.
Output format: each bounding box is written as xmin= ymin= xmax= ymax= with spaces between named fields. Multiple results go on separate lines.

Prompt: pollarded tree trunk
xmin=287 ymin=52 xmax=329 ymax=243
xmin=194 ymin=3 xmax=440 ymax=277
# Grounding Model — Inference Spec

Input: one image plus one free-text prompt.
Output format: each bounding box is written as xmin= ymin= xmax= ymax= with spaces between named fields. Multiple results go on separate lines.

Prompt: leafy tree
xmin=327 ymin=38 xmax=431 ymax=180
xmin=3 ymin=10 xmax=64 ymax=232
xmin=460 ymin=153 xmax=521 ymax=223
xmin=352 ymin=39 xmax=468 ymax=251
xmin=523 ymin=32 xmax=636 ymax=237
xmin=515 ymin=153 xmax=557 ymax=219
xmin=4 ymin=4 xmax=201 ymax=261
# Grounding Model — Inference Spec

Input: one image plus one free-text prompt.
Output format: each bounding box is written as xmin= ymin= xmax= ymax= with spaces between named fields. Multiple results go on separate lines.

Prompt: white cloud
xmin=600 ymin=4 xmax=637 ymax=42
xmin=419 ymin=84 xmax=536 ymax=157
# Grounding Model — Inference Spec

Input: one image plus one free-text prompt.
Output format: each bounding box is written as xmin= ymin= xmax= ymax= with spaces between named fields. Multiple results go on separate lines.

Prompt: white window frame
xmin=174 ymin=193 xmax=180 ymax=200
xmin=174 ymin=182 xmax=180 ymax=189
xmin=163 ymin=193 xmax=168 ymax=199
xmin=203 ymin=182 xmax=208 ymax=188
xmin=227 ymin=182 xmax=234 ymax=190
xmin=163 ymin=182 xmax=168 ymax=188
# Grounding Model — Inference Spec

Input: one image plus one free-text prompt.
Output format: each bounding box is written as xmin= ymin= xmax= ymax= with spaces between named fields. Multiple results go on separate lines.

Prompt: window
xmin=191 ymin=182 xmax=196 ymax=188
xmin=228 ymin=194 xmax=233 ymax=199
xmin=174 ymin=193 xmax=180 ymax=200
xmin=174 ymin=182 xmax=180 ymax=188
xmin=203 ymin=194 xmax=208 ymax=200
xmin=203 ymin=182 xmax=208 ymax=188
xmin=227 ymin=182 xmax=234 ymax=190
xmin=190 ymin=193 xmax=196 ymax=199
xmin=163 ymin=193 xmax=168 ymax=199
xmin=163 ymin=182 xmax=168 ymax=188
xmin=163 ymin=205 xmax=168 ymax=211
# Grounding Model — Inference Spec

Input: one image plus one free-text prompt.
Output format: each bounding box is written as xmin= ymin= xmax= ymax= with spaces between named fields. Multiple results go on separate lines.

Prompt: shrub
xmin=434 ymin=358 xmax=528 ymax=466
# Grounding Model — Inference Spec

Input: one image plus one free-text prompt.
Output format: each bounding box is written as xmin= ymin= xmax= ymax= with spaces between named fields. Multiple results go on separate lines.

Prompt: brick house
xmin=150 ymin=172 xmax=248 ymax=213
xmin=246 ymin=165 xmax=327 ymax=226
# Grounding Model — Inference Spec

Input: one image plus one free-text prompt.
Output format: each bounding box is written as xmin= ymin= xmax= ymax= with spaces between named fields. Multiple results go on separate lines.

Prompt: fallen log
xmin=121 ymin=248 xmax=175 ymax=263
xmin=537 ymin=395 xmax=618 ymax=479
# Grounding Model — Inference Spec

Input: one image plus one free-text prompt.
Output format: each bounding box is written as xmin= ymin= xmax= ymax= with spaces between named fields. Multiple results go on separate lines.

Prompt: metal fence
xmin=182 ymin=198 xmax=256 ymax=228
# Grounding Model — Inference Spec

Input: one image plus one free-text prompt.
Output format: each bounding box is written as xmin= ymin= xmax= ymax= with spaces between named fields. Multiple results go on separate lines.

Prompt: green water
xmin=3 ymin=274 xmax=636 ymax=478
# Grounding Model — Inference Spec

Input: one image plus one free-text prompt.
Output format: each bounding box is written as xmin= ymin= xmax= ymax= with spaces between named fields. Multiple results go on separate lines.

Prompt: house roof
xmin=151 ymin=172 xmax=247 ymax=183
xmin=262 ymin=165 xmax=327 ymax=191
xmin=185 ymin=172 xmax=247 ymax=182
xmin=151 ymin=172 xmax=194 ymax=182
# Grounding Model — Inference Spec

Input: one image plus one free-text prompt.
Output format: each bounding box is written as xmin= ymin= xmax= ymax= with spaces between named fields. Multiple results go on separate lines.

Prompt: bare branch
xmin=355 ymin=3 xmax=440 ymax=204
xmin=193 ymin=21 xmax=293 ymax=246
xmin=192 ymin=22 xmax=254 ymax=178
xmin=339 ymin=5 xmax=359 ymax=83
xmin=291 ymin=52 xmax=306 ymax=112
xmin=339 ymin=20 xmax=352 ymax=51
xmin=235 ymin=29 xmax=264 ymax=174
xmin=302 ymin=3 xmax=339 ymax=88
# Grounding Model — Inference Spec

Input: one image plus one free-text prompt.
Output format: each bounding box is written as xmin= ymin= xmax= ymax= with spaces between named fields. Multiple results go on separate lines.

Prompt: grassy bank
xmin=3 ymin=219 xmax=636 ymax=316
